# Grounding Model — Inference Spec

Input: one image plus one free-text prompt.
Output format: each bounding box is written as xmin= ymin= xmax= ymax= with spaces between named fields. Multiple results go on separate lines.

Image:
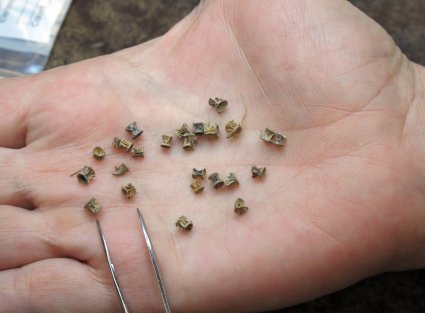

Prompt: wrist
xmin=389 ymin=63 xmax=425 ymax=270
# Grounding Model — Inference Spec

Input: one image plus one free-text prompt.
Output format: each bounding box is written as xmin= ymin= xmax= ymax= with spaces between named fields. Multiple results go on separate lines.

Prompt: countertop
xmin=46 ymin=1 xmax=425 ymax=313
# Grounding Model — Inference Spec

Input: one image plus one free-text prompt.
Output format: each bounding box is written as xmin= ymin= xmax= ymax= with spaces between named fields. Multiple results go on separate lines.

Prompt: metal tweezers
xmin=96 ymin=220 xmax=130 ymax=313
xmin=137 ymin=208 xmax=172 ymax=313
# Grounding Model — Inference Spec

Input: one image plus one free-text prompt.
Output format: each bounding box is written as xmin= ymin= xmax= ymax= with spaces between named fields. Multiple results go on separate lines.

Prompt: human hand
xmin=1 ymin=1 xmax=425 ymax=312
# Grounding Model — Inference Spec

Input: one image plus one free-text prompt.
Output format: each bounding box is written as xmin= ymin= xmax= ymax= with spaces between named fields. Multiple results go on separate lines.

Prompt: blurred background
xmin=46 ymin=1 xmax=425 ymax=312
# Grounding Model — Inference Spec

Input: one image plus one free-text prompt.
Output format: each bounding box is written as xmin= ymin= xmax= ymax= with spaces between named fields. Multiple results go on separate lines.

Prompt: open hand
xmin=1 ymin=1 xmax=425 ymax=312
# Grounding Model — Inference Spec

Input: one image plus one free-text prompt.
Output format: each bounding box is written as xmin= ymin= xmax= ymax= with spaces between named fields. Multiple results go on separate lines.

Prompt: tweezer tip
xmin=137 ymin=208 xmax=146 ymax=226
xmin=136 ymin=208 xmax=172 ymax=313
xmin=96 ymin=219 xmax=102 ymax=231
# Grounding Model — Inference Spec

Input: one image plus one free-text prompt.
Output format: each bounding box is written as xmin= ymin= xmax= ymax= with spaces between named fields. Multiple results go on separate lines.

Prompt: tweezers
xmin=137 ymin=208 xmax=172 ymax=313
xmin=96 ymin=220 xmax=130 ymax=313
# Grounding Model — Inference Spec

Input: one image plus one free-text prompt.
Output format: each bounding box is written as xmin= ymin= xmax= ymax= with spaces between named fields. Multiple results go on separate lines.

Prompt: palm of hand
xmin=0 ymin=1 xmax=420 ymax=313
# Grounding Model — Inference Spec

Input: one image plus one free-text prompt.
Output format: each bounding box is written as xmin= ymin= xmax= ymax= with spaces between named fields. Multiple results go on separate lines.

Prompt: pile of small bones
xmin=71 ymin=97 xmax=285 ymax=232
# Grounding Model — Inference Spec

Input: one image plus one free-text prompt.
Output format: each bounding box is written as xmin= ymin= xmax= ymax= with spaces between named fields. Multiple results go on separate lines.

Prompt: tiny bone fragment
xmin=260 ymin=128 xmax=286 ymax=146
xmin=273 ymin=133 xmax=286 ymax=146
xmin=183 ymin=133 xmax=197 ymax=150
xmin=176 ymin=216 xmax=193 ymax=231
xmin=112 ymin=137 xmax=121 ymax=147
xmin=251 ymin=166 xmax=266 ymax=178
xmin=125 ymin=121 xmax=143 ymax=139
xmin=113 ymin=163 xmax=129 ymax=176
xmin=234 ymin=198 xmax=248 ymax=215
xmin=92 ymin=146 xmax=105 ymax=160
xmin=203 ymin=122 xmax=219 ymax=138
xmin=160 ymin=135 xmax=173 ymax=148
xmin=71 ymin=166 xmax=95 ymax=184
xmin=225 ymin=120 xmax=242 ymax=138
xmin=225 ymin=172 xmax=239 ymax=186
xmin=209 ymin=97 xmax=228 ymax=113
xmin=192 ymin=122 xmax=205 ymax=135
xmin=208 ymin=172 xmax=224 ymax=189
xmin=175 ymin=123 xmax=191 ymax=138
xmin=192 ymin=168 xmax=206 ymax=179
xmin=131 ymin=146 xmax=144 ymax=158
xmin=190 ymin=179 xmax=204 ymax=194
xmin=121 ymin=183 xmax=137 ymax=199
xmin=112 ymin=137 xmax=134 ymax=152
xmin=84 ymin=197 xmax=102 ymax=214
xmin=260 ymin=128 xmax=275 ymax=142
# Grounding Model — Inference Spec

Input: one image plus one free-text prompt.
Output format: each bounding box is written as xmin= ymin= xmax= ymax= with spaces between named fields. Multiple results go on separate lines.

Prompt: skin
xmin=0 ymin=0 xmax=424 ymax=312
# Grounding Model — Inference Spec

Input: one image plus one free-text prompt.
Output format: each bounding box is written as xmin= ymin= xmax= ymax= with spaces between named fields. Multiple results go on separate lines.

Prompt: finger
xmin=0 ymin=214 xmax=165 ymax=313
xmin=0 ymin=206 xmax=96 ymax=271
xmin=0 ymin=144 xmax=99 ymax=210
xmin=0 ymin=142 xmax=137 ymax=211
xmin=0 ymin=77 xmax=31 ymax=148
xmin=0 ymin=258 xmax=120 ymax=313
xmin=0 ymin=148 xmax=34 ymax=209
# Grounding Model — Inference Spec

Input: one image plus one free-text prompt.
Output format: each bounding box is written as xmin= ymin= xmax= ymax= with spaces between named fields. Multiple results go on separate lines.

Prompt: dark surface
xmin=46 ymin=0 xmax=425 ymax=69
xmin=46 ymin=1 xmax=425 ymax=312
xmin=46 ymin=0 xmax=200 ymax=68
